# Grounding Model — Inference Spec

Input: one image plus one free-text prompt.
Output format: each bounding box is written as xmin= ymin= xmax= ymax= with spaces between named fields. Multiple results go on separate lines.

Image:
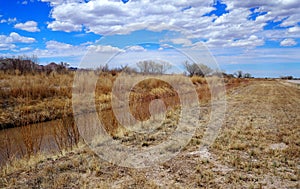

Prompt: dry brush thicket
xmin=0 ymin=70 xmax=242 ymax=159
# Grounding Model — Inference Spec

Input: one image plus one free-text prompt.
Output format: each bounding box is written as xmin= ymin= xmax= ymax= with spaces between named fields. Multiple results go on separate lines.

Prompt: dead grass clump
xmin=190 ymin=76 xmax=206 ymax=85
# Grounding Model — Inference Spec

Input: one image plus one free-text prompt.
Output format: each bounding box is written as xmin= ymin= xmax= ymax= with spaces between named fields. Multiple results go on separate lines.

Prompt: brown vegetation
xmin=0 ymin=80 xmax=299 ymax=188
xmin=0 ymin=67 xmax=260 ymax=188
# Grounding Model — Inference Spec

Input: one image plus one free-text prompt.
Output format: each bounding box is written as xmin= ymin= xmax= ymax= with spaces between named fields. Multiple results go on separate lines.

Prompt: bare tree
xmin=137 ymin=60 xmax=172 ymax=74
xmin=119 ymin=65 xmax=137 ymax=74
xmin=183 ymin=61 xmax=213 ymax=77
xmin=137 ymin=60 xmax=151 ymax=73
xmin=234 ymin=71 xmax=252 ymax=78
xmin=244 ymin=73 xmax=252 ymax=78
xmin=157 ymin=60 xmax=172 ymax=74
xmin=234 ymin=70 xmax=243 ymax=78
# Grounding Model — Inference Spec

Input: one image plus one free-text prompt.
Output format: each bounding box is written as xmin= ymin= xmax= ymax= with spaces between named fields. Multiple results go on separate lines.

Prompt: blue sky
xmin=0 ymin=0 xmax=299 ymax=77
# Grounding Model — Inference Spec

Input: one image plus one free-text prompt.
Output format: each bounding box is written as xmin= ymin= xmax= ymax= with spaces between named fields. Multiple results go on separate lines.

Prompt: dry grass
xmin=0 ymin=72 xmax=73 ymax=128
xmin=0 ymin=72 xmax=248 ymax=161
xmin=0 ymin=71 xmax=244 ymax=129
xmin=1 ymin=72 xmax=275 ymax=188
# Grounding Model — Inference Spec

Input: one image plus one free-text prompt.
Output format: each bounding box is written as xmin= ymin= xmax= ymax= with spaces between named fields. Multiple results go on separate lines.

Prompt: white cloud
xmin=213 ymin=47 xmax=300 ymax=67
xmin=14 ymin=21 xmax=40 ymax=32
xmin=0 ymin=43 xmax=16 ymax=51
xmin=46 ymin=40 xmax=73 ymax=50
xmin=197 ymin=39 xmax=230 ymax=48
xmin=45 ymin=0 xmax=215 ymax=35
xmin=87 ymin=44 xmax=124 ymax=53
xmin=288 ymin=26 xmax=300 ymax=33
xmin=40 ymin=0 xmax=84 ymax=6
xmin=20 ymin=47 xmax=31 ymax=51
xmin=280 ymin=38 xmax=297 ymax=46
xmin=31 ymin=40 xmax=87 ymax=58
xmin=198 ymin=35 xmax=264 ymax=48
xmin=0 ymin=17 xmax=17 ymax=24
xmin=222 ymin=0 xmax=300 ymax=27
xmin=259 ymin=29 xmax=300 ymax=41
xmin=231 ymin=35 xmax=264 ymax=47
xmin=0 ymin=32 xmax=35 ymax=51
xmin=2 ymin=0 xmax=299 ymax=60
xmin=126 ymin=45 xmax=146 ymax=52
xmin=41 ymin=0 xmax=300 ymax=48
xmin=13 ymin=41 xmax=122 ymax=60
xmin=170 ymin=38 xmax=192 ymax=46
xmin=47 ymin=21 xmax=82 ymax=32
xmin=0 ymin=32 xmax=36 ymax=44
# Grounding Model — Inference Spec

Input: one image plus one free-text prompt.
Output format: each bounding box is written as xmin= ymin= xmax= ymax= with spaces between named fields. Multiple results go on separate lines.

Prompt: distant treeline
xmin=280 ymin=76 xmax=299 ymax=80
xmin=0 ymin=56 xmax=255 ymax=78
xmin=0 ymin=56 xmax=69 ymax=74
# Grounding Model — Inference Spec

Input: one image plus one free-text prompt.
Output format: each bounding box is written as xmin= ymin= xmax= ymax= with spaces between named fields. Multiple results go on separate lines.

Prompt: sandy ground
xmin=1 ymin=80 xmax=299 ymax=188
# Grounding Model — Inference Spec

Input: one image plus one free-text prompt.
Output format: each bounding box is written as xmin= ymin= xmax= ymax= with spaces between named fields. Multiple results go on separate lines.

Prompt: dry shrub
xmin=20 ymin=124 xmax=44 ymax=158
xmin=0 ymin=130 xmax=14 ymax=162
xmin=53 ymin=116 xmax=80 ymax=153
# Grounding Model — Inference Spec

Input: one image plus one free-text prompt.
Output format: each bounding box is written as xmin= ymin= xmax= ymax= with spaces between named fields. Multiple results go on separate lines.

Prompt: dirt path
xmin=1 ymin=80 xmax=299 ymax=188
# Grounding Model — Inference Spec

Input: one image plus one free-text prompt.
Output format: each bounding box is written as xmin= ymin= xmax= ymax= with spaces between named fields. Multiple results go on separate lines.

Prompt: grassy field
xmin=0 ymin=72 xmax=299 ymax=188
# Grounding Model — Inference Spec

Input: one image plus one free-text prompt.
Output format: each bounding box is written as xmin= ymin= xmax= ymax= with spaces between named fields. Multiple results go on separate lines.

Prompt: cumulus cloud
xmin=47 ymin=21 xmax=82 ymax=32
xmin=126 ymin=45 xmax=146 ymax=52
xmin=31 ymin=40 xmax=87 ymax=58
xmin=41 ymin=0 xmax=300 ymax=48
xmin=14 ymin=21 xmax=40 ymax=32
xmin=45 ymin=0 xmax=215 ymax=35
xmin=170 ymin=38 xmax=192 ymax=46
xmin=87 ymin=45 xmax=124 ymax=53
xmin=231 ymin=35 xmax=264 ymax=47
xmin=0 ymin=17 xmax=17 ymax=24
xmin=280 ymin=38 xmax=297 ymax=46
xmin=46 ymin=40 xmax=74 ymax=50
xmin=0 ymin=32 xmax=35 ymax=51
xmin=223 ymin=0 xmax=300 ymax=27
xmin=4 ymin=0 xmax=300 ymax=59
xmin=20 ymin=47 xmax=31 ymax=51
xmin=0 ymin=32 xmax=36 ymax=44
xmin=288 ymin=26 xmax=300 ymax=33
xmin=0 ymin=43 xmax=16 ymax=51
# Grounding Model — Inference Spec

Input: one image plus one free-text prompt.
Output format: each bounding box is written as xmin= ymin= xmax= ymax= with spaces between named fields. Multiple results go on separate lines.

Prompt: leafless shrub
xmin=53 ymin=116 xmax=79 ymax=153
xmin=20 ymin=124 xmax=44 ymax=158
xmin=0 ymin=130 xmax=14 ymax=162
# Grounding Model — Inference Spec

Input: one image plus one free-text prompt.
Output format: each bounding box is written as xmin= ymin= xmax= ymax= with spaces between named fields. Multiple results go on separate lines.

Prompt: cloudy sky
xmin=0 ymin=0 xmax=299 ymax=77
